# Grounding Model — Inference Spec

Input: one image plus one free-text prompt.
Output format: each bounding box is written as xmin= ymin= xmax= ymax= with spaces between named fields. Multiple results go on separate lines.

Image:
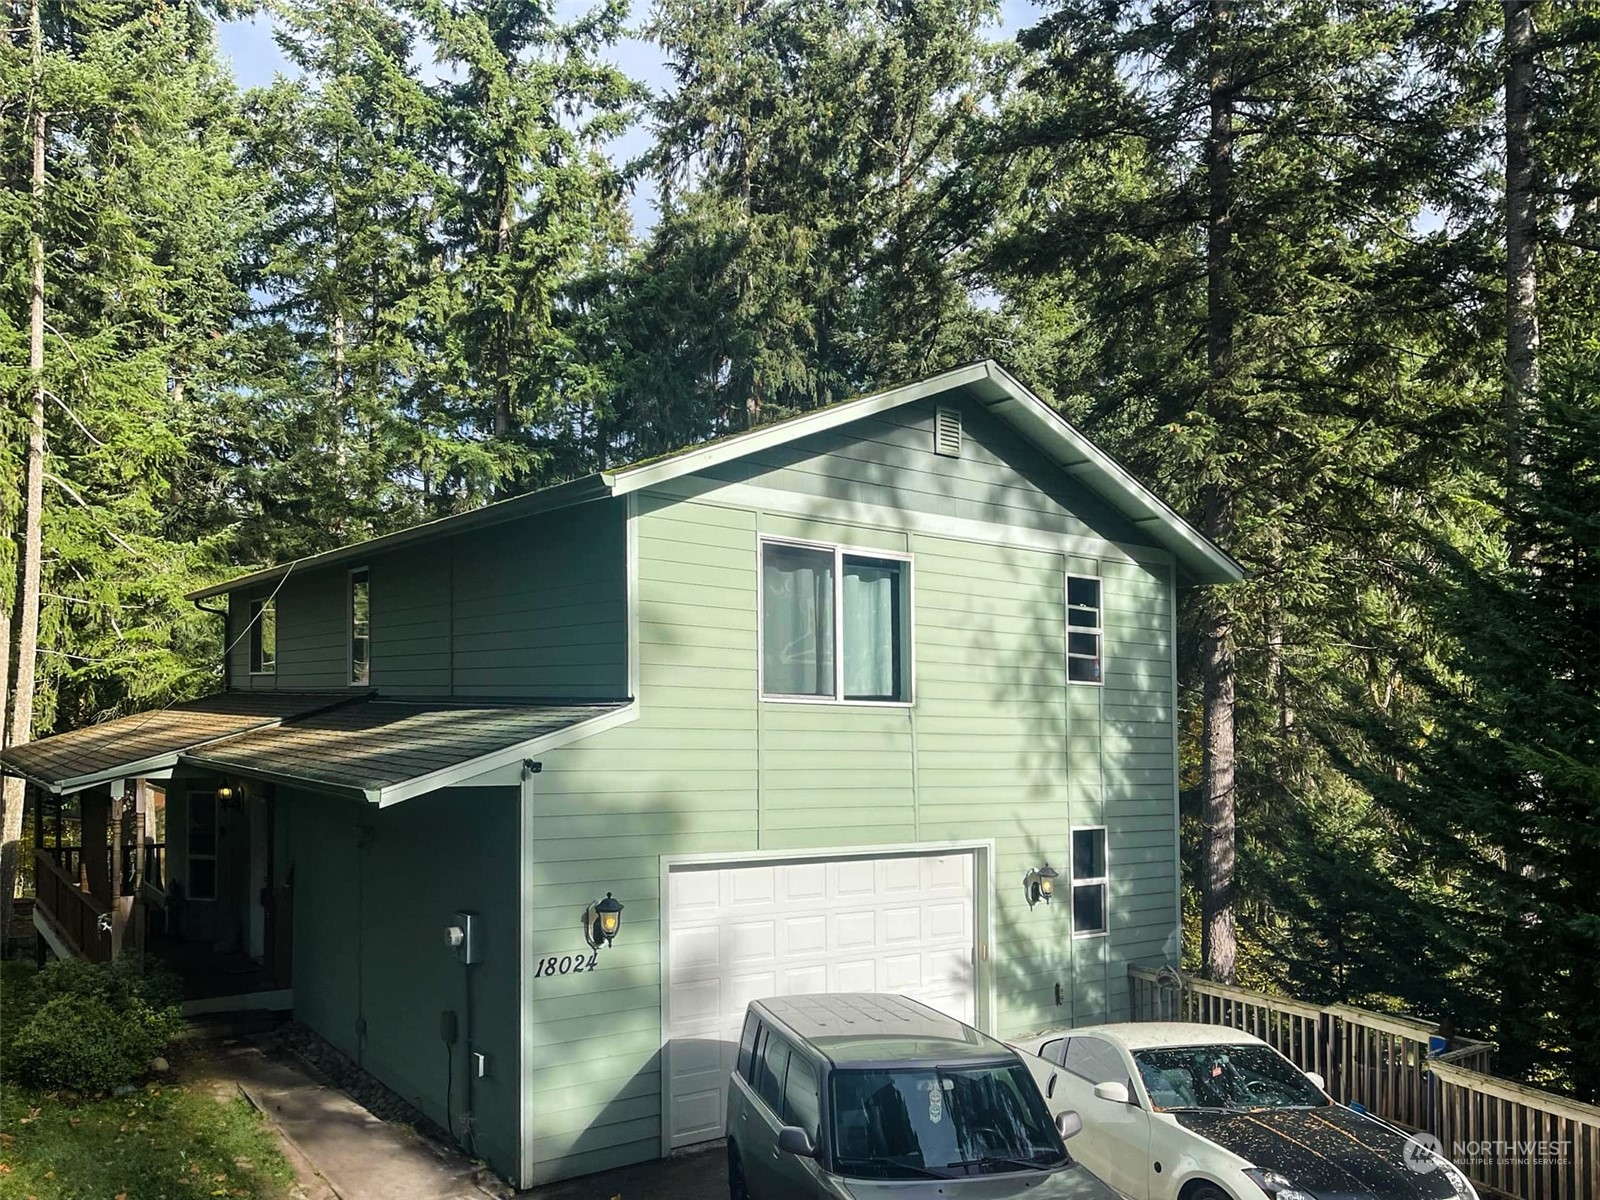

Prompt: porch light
xmin=586 ymin=892 xmax=624 ymax=949
xmin=1027 ymin=862 xmax=1060 ymax=908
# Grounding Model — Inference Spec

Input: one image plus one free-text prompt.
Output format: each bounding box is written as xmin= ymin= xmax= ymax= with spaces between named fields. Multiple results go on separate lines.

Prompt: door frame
xmin=656 ymin=838 xmax=997 ymax=1157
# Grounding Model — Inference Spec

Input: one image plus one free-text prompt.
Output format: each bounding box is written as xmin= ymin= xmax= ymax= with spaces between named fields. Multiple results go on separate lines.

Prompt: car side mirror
xmin=1056 ymin=1110 xmax=1083 ymax=1140
xmin=1092 ymin=1080 xmax=1132 ymax=1105
xmin=777 ymin=1126 xmax=816 ymax=1159
xmin=1304 ymin=1071 xmax=1326 ymax=1092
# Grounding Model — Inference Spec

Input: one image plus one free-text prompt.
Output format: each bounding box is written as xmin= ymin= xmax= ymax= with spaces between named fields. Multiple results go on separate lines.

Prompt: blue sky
xmin=215 ymin=2 xmax=1045 ymax=235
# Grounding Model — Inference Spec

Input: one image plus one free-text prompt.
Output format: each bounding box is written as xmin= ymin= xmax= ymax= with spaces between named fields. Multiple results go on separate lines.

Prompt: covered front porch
xmin=4 ymin=691 xmax=344 ymax=1011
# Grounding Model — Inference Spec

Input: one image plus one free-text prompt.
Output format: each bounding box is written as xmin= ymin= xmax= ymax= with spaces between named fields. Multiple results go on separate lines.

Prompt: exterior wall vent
xmin=934 ymin=407 xmax=962 ymax=458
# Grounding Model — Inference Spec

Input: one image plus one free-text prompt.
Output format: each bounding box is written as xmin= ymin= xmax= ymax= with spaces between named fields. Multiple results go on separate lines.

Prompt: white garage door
xmin=665 ymin=850 xmax=978 ymax=1149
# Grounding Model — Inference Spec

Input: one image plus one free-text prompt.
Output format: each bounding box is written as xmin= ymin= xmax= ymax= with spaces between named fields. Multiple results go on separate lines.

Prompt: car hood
xmin=841 ymin=1160 xmax=1123 ymax=1200
xmin=1171 ymin=1106 xmax=1464 ymax=1200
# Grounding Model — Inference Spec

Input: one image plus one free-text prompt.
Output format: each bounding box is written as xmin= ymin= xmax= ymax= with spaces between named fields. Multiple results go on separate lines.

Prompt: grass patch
xmin=0 ymin=1078 xmax=297 ymax=1200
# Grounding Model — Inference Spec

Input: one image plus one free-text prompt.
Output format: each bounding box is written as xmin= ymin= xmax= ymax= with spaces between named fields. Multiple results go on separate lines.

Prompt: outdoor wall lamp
xmin=585 ymin=892 xmax=624 ymax=949
xmin=1026 ymin=862 xmax=1060 ymax=908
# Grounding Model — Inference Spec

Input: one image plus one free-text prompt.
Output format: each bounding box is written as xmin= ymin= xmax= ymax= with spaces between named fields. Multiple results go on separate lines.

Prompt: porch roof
xmin=0 ymin=691 xmax=368 ymax=795
xmin=180 ymin=697 xmax=635 ymax=807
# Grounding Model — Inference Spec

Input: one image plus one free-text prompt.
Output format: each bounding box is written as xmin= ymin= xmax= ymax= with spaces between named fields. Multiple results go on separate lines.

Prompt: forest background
xmin=2 ymin=0 xmax=1597 ymax=1102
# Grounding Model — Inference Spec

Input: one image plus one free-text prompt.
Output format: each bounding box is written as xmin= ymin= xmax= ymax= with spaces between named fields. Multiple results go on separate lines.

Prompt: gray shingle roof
xmin=0 ymin=692 xmax=366 ymax=793
xmin=183 ymin=699 xmax=631 ymax=804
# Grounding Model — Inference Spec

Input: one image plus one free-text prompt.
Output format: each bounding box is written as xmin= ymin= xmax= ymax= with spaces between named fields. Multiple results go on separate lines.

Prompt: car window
xmin=756 ymin=1028 xmax=790 ymax=1112
xmin=1038 ymin=1038 xmax=1067 ymax=1066
xmin=1063 ymin=1037 xmax=1130 ymax=1088
xmin=737 ymin=1012 xmax=760 ymax=1079
xmin=782 ymin=1052 xmax=821 ymax=1139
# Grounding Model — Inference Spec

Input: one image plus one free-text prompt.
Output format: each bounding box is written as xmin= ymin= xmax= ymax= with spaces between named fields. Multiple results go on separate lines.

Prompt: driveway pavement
xmin=521 ymin=1145 xmax=726 ymax=1199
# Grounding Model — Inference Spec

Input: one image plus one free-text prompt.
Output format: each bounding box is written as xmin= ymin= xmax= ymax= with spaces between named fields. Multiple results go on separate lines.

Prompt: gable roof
xmin=189 ymin=360 xmax=1244 ymax=600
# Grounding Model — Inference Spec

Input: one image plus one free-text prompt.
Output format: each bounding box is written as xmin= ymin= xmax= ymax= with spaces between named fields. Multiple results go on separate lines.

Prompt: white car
xmin=1012 ymin=1023 xmax=1476 ymax=1200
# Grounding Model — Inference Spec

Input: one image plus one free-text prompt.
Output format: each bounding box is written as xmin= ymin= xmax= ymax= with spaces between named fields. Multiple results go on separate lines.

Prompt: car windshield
xmin=830 ymin=1061 xmax=1067 ymax=1180
xmin=1132 ymin=1044 xmax=1330 ymax=1111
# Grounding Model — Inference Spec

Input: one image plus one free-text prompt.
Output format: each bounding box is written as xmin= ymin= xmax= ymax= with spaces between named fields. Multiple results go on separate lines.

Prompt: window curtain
xmin=843 ymin=560 xmax=900 ymax=699
xmin=762 ymin=544 xmax=834 ymax=695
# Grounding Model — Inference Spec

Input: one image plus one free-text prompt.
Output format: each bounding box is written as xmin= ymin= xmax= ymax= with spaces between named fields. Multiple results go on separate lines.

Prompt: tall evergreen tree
xmin=987 ymin=1 xmax=1496 ymax=985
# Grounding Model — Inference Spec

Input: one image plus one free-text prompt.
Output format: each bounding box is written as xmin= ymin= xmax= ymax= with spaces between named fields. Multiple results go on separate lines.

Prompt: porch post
xmin=109 ymin=787 xmax=123 ymax=957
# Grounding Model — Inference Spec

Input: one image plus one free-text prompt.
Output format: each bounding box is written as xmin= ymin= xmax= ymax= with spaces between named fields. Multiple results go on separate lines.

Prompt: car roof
xmin=754 ymin=994 xmax=1016 ymax=1069
xmin=1020 ymin=1023 xmax=1271 ymax=1052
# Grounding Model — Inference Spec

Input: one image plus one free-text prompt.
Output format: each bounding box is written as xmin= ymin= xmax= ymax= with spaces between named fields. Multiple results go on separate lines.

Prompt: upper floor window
xmin=1066 ymin=574 xmax=1103 ymax=684
xmin=760 ymin=539 xmax=911 ymax=704
xmin=350 ymin=568 xmax=370 ymax=685
xmin=249 ymin=598 xmax=276 ymax=675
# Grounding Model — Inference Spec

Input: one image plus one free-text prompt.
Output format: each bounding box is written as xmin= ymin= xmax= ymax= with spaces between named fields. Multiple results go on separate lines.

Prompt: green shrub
xmin=7 ymin=957 xmax=185 ymax=1092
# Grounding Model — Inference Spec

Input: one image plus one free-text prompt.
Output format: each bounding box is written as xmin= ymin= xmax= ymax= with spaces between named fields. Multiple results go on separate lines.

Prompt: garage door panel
xmin=666 ymin=850 xmax=978 ymax=1151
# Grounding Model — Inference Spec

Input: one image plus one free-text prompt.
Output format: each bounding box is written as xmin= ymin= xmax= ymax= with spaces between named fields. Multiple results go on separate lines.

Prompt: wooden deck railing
xmin=33 ymin=847 xmax=112 ymax=963
xmin=1129 ymin=965 xmax=1597 ymax=1200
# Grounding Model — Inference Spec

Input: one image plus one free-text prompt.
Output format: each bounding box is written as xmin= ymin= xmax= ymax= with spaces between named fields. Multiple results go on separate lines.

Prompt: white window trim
xmin=187 ymin=790 xmax=218 ymax=903
xmin=248 ymin=597 xmax=276 ymax=676
xmin=1070 ymin=823 xmax=1109 ymax=939
xmin=1066 ymin=572 xmax=1105 ymax=687
xmin=756 ymin=534 xmax=915 ymax=707
xmin=348 ymin=565 xmax=370 ymax=687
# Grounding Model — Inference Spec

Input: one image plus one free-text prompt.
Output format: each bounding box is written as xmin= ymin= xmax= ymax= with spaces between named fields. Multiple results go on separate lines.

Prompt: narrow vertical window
xmin=1066 ymin=574 xmax=1103 ymax=684
xmin=188 ymin=791 xmax=217 ymax=901
xmin=1071 ymin=826 xmax=1108 ymax=937
xmin=350 ymin=568 xmax=370 ymax=685
xmin=249 ymin=598 xmax=276 ymax=674
xmin=762 ymin=543 xmax=835 ymax=697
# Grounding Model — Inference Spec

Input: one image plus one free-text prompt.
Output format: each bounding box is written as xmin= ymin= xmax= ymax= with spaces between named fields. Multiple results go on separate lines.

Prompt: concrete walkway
xmin=198 ymin=1039 xmax=488 ymax=1200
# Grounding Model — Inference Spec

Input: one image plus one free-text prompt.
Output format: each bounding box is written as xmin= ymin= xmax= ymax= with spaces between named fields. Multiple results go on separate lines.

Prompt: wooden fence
xmin=1129 ymin=966 xmax=1599 ymax=1200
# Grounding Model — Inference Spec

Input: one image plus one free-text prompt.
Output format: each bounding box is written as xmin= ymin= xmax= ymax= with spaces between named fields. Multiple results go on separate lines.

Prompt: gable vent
xmin=933 ymin=407 xmax=962 ymax=457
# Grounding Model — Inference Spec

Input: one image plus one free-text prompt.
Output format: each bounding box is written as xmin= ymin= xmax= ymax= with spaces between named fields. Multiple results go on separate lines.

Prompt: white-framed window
xmin=248 ymin=597 xmax=277 ymax=675
xmin=1070 ymin=825 xmax=1108 ymax=938
xmin=759 ymin=537 xmax=913 ymax=704
xmin=187 ymin=790 xmax=218 ymax=902
xmin=349 ymin=567 xmax=370 ymax=685
xmin=1066 ymin=574 xmax=1104 ymax=684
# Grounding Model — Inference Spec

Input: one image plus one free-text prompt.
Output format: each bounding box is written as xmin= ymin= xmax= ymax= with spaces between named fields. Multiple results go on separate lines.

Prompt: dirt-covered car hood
xmin=1171 ymin=1105 xmax=1467 ymax=1200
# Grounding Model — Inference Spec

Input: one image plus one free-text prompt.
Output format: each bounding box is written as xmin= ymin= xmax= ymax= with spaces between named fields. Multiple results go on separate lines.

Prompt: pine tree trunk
xmin=1199 ymin=0 xmax=1239 ymax=984
xmin=493 ymin=174 xmax=513 ymax=441
xmin=1498 ymin=0 xmax=1541 ymax=1079
xmin=1504 ymin=0 xmax=1540 ymax=473
xmin=2 ymin=16 xmax=48 ymax=934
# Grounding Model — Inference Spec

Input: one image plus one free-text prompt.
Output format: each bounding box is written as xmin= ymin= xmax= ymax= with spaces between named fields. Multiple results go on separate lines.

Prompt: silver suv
xmin=725 ymin=993 xmax=1122 ymax=1199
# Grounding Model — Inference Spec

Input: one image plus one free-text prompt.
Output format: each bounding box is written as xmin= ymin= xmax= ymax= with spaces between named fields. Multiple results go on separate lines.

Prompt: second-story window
xmin=350 ymin=568 xmax=370 ymax=685
xmin=760 ymin=539 xmax=911 ymax=704
xmin=249 ymin=598 xmax=276 ymax=675
xmin=1066 ymin=574 xmax=1104 ymax=684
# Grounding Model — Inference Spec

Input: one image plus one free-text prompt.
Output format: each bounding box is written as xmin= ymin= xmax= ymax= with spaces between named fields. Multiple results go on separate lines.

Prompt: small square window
xmin=249 ymin=598 xmax=276 ymax=674
xmin=1066 ymin=575 xmax=1103 ymax=684
xmin=1071 ymin=826 xmax=1108 ymax=937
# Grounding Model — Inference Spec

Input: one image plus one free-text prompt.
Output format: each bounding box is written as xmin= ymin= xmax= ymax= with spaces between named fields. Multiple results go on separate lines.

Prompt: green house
xmin=4 ymin=361 xmax=1240 ymax=1187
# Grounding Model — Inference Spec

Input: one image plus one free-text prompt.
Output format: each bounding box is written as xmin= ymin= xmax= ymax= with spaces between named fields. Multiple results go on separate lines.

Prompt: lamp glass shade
xmin=595 ymin=892 xmax=624 ymax=940
xmin=1037 ymin=862 xmax=1059 ymax=900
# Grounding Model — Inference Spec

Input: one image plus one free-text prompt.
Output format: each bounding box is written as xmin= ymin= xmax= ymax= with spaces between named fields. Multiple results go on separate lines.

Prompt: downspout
xmin=193 ymin=599 xmax=230 ymax=691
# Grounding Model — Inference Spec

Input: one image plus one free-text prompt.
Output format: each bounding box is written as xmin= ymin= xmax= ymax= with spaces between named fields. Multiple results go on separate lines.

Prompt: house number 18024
xmin=534 ymin=952 xmax=599 ymax=979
